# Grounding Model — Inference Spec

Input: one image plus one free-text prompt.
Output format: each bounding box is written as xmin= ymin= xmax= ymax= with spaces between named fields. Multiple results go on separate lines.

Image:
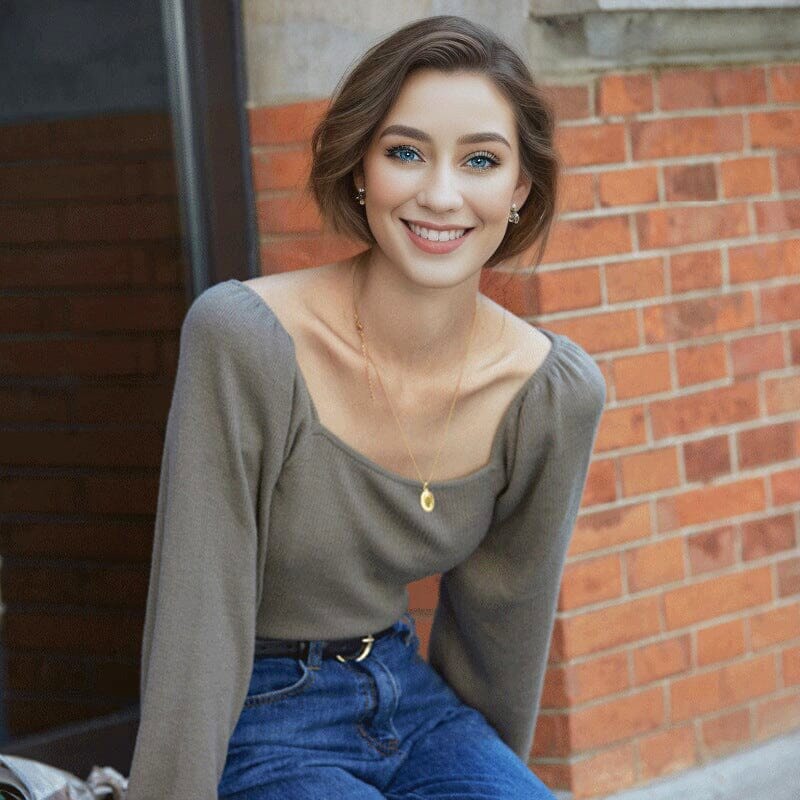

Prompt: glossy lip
xmin=401 ymin=219 xmax=474 ymax=255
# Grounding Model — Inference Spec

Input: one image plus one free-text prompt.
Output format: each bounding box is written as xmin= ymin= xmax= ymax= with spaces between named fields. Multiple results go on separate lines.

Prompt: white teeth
xmin=407 ymin=222 xmax=466 ymax=242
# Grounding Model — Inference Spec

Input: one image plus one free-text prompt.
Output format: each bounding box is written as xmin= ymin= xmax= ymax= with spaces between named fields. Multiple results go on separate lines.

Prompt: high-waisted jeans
xmin=217 ymin=613 xmax=557 ymax=799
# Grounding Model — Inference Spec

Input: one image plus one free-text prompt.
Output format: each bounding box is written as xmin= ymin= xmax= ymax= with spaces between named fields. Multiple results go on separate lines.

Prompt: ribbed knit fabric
xmin=125 ymin=278 xmax=607 ymax=800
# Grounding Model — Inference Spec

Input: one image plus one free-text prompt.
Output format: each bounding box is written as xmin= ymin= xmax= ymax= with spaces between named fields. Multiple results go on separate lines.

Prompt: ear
xmin=512 ymin=170 xmax=533 ymax=211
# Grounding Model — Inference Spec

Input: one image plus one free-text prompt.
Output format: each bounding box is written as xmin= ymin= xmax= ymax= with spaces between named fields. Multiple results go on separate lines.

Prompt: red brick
xmin=559 ymin=553 xmax=623 ymax=610
xmin=729 ymin=239 xmax=800 ymax=282
xmin=663 ymin=567 xmax=773 ymax=629
xmin=750 ymin=110 xmax=800 ymax=149
xmin=777 ymin=153 xmax=800 ymax=190
xmin=651 ymin=381 xmax=759 ymax=438
xmin=248 ymin=99 xmax=329 ymax=145
xmin=566 ymin=651 xmax=631 ymax=704
xmin=568 ymin=502 xmax=651 ymax=556
xmin=639 ymin=725 xmax=698 ymax=781
xmin=626 ymin=536 xmax=685 ymax=592
xmin=599 ymin=73 xmax=654 ymax=116
xmin=643 ymin=292 xmax=754 ymax=343
xmin=583 ymin=458 xmax=616 ymax=507
xmin=755 ymin=199 xmax=800 ymax=234
xmin=683 ymin=435 xmax=731 ymax=483
xmin=670 ymin=249 xmax=723 ymax=293
xmin=545 ymin=309 xmax=638 ymax=355
xmin=687 ymin=526 xmax=736 ymax=575
xmin=599 ymin=166 xmax=659 ymax=206
xmin=571 ymin=687 xmax=664 ymax=749
xmin=251 ymin=146 xmax=311 ymax=191
xmin=658 ymin=67 xmax=767 ymax=110
xmin=559 ymin=172 xmax=595 ymax=212
xmin=720 ymin=157 xmax=772 ymax=198
xmin=671 ymin=653 xmax=776 ymax=721
xmin=557 ymin=124 xmax=627 ymax=167
xmin=778 ymin=557 xmax=800 ymax=597
xmin=750 ymin=602 xmax=800 ymax=650
xmin=765 ymin=374 xmax=800 ymax=415
xmin=701 ymin=708 xmax=751 ymax=754
xmin=755 ymin=692 xmax=800 ymax=741
xmin=675 ymin=340 xmax=728 ymax=386
xmin=594 ymin=403 xmax=647 ymax=453
xmin=621 ymin=447 xmax=680 ymax=498
xmin=762 ymin=284 xmax=800 ymax=324
xmin=542 ymin=215 xmax=632 ymax=264
xmin=532 ymin=266 xmax=602 ymax=314
xmin=784 ymin=645 xmax=800 ymax=685
xmin=658 ymin=478 xmax=766 ymax=532
xmin=741 ymin=513 xmax=797 ymax=560
xmin=257 ymin=192 xmax=323 ymax=234
xmin=732 ymin=333 xmax=786 ymax=379
xmin=636 ymin=204 xmax=750 ymax=250
xmin=633 ymin=635 xmax=691 ymax=685
xmin=773 ymin=467 xmax=800 ymax=506
xmin=570 ymin=743 xmax=637 ymax=798
xmin=260 ymin=233 xmax=363 ymax=272
xmin=558 ymin=597 xmax=662 ymax=659
xmin=605 ymin=257 xmax=665 ymax=302
xmin=531 ymin=711 xmax=570 ymax=757
xmin=696 ymin=618 xmax=746 ymax=666
xmin=664 ymin=163 xmax=717 ymax=201
xmin=631 ymin=116 xmax=743 ymax=160
xmin=770 ymin=64 xmax=800 ymax=103
xmin=543 ymin=83 xmax=592 ymax=121
xmin=613 ymin=351 xmax=671 ymax=401
xmin=738 ymin=423 xmax=800 ymax=470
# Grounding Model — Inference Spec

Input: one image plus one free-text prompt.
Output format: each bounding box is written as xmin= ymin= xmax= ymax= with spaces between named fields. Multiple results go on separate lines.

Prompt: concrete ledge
xmin=600 ymin=727 xmax=800 ymax=800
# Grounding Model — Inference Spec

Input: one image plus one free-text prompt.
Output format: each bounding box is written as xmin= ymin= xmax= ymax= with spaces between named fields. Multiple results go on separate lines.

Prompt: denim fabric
xmin=217 ymin=613 xmax=557 ymax=799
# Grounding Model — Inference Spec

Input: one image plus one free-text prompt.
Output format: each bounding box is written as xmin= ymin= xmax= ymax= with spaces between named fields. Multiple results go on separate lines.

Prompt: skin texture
xmin=351 ymin=68 xmax=532 ymax=385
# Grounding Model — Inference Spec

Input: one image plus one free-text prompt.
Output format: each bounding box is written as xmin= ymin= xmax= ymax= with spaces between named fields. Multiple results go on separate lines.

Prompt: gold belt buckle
xmin=335 ymin=633 xmax=375 ymax=663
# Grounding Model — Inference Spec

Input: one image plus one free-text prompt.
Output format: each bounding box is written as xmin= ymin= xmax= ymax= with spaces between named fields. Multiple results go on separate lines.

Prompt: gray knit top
xmin=125 ymin=278 xmax=606 ymax=799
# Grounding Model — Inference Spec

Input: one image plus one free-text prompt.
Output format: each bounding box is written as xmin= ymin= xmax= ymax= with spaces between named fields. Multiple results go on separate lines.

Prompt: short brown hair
xmin=306 ymin=15 xmax=559 ymax=269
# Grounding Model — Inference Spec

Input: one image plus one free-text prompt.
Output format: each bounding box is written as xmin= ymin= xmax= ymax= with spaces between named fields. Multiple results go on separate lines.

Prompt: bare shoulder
xmin=479 ymin=293 xmax=553 ymax=382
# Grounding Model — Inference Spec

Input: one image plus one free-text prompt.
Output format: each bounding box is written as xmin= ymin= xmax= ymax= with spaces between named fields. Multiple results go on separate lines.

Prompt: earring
xmin=508 ymin=204 xmax=520 ymax=224
xmin=355 ymin=187 xmax=366 ymax=206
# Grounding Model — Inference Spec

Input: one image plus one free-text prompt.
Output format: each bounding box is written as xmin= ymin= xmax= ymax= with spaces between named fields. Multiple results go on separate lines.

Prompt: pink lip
xmin=402 ymin=220 xmax=473 ymax=255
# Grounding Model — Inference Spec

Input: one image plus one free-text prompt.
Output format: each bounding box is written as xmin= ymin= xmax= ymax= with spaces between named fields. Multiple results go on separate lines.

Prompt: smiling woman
xmin=125 ymin=14 xmax=606 ymax=800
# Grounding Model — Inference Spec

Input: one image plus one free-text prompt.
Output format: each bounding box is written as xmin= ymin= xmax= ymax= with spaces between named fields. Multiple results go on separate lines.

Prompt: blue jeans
xmin=217 ymin=613 xmax=557 ymax=799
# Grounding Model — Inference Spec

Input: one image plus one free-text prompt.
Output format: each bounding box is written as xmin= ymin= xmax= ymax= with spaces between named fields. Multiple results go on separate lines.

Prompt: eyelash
xmin=384 ymin=144 xmax=501 ymax=171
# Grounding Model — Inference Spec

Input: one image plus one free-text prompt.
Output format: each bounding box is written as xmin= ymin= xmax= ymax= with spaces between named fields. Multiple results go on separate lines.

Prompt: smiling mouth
xmin=401 ymin=219 xmax=474 ymax=242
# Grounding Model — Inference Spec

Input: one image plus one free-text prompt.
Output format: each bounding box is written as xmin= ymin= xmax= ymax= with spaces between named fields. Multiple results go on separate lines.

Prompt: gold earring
xmin=508 ymin=204 xmax=520 ymax=224
xmin=355 ymin=187 xmax=366 ymax=206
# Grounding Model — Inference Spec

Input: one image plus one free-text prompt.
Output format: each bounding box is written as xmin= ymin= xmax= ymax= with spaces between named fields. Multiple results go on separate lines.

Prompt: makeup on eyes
xmin=383 ymin=143 xmax=502 ymax=170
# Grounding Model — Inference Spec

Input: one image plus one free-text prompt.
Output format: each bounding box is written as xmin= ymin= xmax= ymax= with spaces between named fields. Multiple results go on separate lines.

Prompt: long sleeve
xmin=125 ymin=284 xmax=294 ymax=800
xmin=427 ymin=336 xmax=606 ymax=761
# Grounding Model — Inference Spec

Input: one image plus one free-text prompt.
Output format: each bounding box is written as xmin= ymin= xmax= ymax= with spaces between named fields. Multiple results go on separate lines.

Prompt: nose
xmin=416 ymin=163 xmax=463 ymax=214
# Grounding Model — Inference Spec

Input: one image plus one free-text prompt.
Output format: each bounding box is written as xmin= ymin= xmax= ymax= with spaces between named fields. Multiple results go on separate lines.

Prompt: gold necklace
xmin=350 ymin=257 xmax=478 ymax=512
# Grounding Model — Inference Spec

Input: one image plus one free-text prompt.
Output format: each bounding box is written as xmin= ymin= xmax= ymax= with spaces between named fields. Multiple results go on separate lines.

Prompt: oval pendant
xmin=420 ymin=486 xmax=435 ymax=512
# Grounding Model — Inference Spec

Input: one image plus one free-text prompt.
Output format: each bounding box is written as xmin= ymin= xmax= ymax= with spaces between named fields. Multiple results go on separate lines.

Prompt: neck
xmin=349 ymin=249 xmax=482 ymax=383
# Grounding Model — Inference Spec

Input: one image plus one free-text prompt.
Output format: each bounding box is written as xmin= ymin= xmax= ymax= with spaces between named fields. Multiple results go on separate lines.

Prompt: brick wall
xmin=249 ymin=60 xmax=800 ymax=798
xmin=0 ymin=112 xmax=185 ymax=736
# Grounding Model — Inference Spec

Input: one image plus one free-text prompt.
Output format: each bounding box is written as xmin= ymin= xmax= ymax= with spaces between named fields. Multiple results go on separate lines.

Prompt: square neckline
xmin=228 ymin=278 xmax=562 ymax=488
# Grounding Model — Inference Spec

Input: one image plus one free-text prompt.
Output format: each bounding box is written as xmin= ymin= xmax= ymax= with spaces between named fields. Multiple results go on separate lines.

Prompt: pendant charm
xmin=420 ymin=482 xmax=435 ymax=512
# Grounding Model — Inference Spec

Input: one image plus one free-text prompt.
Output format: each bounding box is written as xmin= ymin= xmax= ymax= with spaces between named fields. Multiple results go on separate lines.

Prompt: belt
xmin=254 ymin=624 xmax=396 ymax=663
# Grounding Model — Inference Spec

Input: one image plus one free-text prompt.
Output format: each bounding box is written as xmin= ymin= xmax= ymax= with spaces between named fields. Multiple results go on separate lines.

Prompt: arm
xmin=427 ymin=338 xmax=606 ymax=761
xmin=125 ymin=285 xmax=292 ymax=800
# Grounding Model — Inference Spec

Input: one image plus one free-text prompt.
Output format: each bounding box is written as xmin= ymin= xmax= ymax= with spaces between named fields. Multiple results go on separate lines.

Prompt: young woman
xmin=126 ymin=15 xmax=606 ymax=800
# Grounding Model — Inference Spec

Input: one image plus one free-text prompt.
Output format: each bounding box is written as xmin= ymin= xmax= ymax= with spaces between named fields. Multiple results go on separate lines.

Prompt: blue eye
xmin=386 ymin=145 xmax=421 ymax=162
xmin=466 ymin=151 xmax=501 ymax=171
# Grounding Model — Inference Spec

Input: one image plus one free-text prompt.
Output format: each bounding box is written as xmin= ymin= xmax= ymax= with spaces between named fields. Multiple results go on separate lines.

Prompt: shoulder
xmin=516 ymin=322 xmax=606 ymax=426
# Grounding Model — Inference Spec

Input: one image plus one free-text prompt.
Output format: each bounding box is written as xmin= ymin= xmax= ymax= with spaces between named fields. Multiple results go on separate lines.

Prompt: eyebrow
xmin=378 ymin=124 xmax=511 ymax=149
